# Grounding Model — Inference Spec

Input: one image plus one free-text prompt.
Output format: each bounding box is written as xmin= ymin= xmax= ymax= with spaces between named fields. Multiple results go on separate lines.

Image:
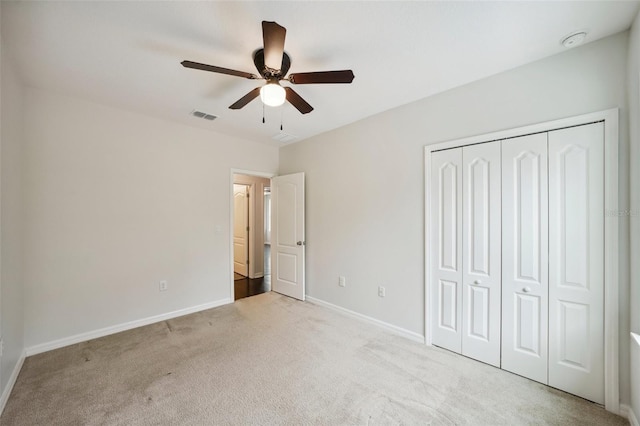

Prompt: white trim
xmin=603 ymin=109 xmax=620 ymax=413
xmin=424 ymin=140 xmax=433 ymax=347
xmin=424 ymin=109 xmax=616 ymax=152
xmin=620 ymin=404 xmax=628 ymax=420
xmin=630 ymin=407 xmax=640 ymax=426
xmin=25 ymin=298 xmax=231 ymax=356
xmin=229 ymin=169 xmax=276 ymax=301
xmin=0 ymin=349 xmax=26 ymax=416
xmin=621 ymin=404 xmax=639 ymax=426
xmin=630 ymin=332 xmax=640 ymax=425
xmin=424 ymin=108 xmax=619 ymax=413
xmin=306 ymin=296 xmax=425 ymax=344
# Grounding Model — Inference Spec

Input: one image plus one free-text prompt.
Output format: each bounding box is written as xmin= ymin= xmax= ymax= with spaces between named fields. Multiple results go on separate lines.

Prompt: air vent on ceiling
xmin=191 ymin=110 xmax=217 ymax=121
xmin=272 ymin=132 xmax=297 ymax=144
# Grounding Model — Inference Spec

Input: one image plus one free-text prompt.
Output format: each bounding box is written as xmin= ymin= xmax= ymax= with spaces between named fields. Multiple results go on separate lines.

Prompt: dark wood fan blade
xmin=181 ymin=61 xmax=259 ymax=80
xmin=229 ymin=87 xmax=261 ymax=109
xmin=262 ymin=21 xmax=286 ymax=71
xmin=285 ymin=87 xmax=313 ymax=114
xmin=288 ymin=70 xmax=355 ymax=84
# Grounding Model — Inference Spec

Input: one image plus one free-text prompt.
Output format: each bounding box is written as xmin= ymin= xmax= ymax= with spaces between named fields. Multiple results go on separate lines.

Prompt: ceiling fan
xmin=181 ymin=21 xmax=354 ymax=114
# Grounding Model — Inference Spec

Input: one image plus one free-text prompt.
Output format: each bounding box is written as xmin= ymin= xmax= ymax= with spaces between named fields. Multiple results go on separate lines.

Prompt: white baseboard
xmin=25 ymin=298 xmax=232 ymax=356
xmin=630 ymin=407 xmax=640 ymax=426
xmin=306 ymin=296 xmax=425 ymax=344
xmin=621 ymin=404 xmax=639 ymax=426
xmin=0 ymin=349 xmax=26 ymax=416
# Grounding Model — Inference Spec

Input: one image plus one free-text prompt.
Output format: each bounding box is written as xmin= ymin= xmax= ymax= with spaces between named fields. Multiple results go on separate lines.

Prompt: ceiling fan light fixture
xmin=260 ymin=81 xmax=286 ymax=107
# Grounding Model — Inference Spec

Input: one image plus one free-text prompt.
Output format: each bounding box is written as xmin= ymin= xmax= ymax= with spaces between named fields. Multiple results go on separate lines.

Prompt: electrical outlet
xmin=159 ymin=280 xmax=168 ymax=292
xmin=339 ymin=276 xmax=346 ymax=287
xmin=378 ymin=286 xmax=386 ymax=297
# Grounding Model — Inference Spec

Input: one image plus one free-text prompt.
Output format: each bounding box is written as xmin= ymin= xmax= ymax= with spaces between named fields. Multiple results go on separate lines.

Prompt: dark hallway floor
xmin=234 ymin=275 xmax=269 ymax=300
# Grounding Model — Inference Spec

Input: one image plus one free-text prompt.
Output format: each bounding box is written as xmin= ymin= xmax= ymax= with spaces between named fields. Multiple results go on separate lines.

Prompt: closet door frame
xmin=424 ymin=108 xmax=619 ymax=414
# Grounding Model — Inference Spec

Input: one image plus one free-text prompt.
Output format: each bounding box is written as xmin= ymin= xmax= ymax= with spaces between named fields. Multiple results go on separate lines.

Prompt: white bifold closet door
xmin=501 ymin=133 xmax=549 ymax=384
xmin=430 ymin=148 xmax=463 ymax=353
xmin=431 ymin=122 xmax=605 ymax=404
xmin=431 ymin=141 xmax=501 ymax=366
xmin=461 ymin=142 xmax=501 ymax=367
xmin=500 ymin=124 xmax=604 ymax=403
xmin=547 ymin=123 xmax=604 ymax=404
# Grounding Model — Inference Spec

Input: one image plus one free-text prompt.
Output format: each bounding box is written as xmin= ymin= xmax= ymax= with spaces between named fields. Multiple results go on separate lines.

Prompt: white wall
xmin=23 ymin=88 xmax=278 ymax=349
xmin=627 ymin=9 xmax=640 ymax=424
xmin=280 ymin=32 xmax=631 ymax=404
xmin=0 ymin=41 xmax=25 ymax=397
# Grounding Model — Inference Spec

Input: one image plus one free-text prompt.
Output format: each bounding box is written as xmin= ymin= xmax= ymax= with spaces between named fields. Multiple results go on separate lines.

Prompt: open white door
xmin=233 ymin=184 xmax=249 ymax=277
xmin=271 ymin=172 xmax=305 ymax=300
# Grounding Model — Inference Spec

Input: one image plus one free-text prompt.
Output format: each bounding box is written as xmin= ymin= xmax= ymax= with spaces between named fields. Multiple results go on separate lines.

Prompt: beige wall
xmin=280 ymin=32 xmax=631 ymax=404
xmin=627 ymin=9 xmax=640 ymax=423
xmin=22 ymin=88 xmax=278 ymax=349
xmin=0 ymin=38 xmax=25 ymax=399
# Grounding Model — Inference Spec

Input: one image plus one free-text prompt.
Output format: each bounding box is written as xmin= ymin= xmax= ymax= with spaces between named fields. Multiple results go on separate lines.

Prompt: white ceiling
xmin=2 ymin=1 xmax=638 ymax=146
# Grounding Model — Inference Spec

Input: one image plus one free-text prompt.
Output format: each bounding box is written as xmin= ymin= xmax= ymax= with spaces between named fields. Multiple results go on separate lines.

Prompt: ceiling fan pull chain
xmin=262 ymin=104 xmax=265 ymax=124
xmin=280 ymin=108 xmax=283 ymax=131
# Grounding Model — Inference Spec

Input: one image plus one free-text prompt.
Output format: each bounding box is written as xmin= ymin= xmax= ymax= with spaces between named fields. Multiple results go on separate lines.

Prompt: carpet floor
xmin=1 ymin=292 xmax=627 ymax=425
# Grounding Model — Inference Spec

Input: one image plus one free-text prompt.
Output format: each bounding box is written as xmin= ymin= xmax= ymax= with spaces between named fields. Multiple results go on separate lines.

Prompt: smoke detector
xmin=561 ymin=31 xmax=587 ymax=48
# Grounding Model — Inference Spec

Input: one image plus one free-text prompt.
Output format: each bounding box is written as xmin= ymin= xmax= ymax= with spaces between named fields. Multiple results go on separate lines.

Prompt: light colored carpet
xmin=1 ymin=292 xmax=627 ymax=425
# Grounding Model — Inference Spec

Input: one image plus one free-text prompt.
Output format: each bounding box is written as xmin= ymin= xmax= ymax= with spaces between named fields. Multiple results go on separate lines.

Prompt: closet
xmin=429 ymin=122 xmax=605 ymax=404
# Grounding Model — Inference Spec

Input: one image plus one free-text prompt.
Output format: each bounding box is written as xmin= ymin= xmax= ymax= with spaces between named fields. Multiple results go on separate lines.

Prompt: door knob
xmin=473 ymin=280 xmax=482 ymax=285
xmin=296 ymin=241 xmax=304 ymax=246
xmin=522 ymin=287 xmax=531 ymax=293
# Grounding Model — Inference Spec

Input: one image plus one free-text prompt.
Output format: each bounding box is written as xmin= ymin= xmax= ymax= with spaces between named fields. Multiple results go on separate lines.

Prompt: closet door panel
xmin=461 ymin=141 xmax=501 ymax=367
xmin=548 ymin=123 xmax=604 ymax=404
xmin=430 ymin=148 xmax=463 ymax=352
xmin=501 ymin=133 xmax=549 ymax=384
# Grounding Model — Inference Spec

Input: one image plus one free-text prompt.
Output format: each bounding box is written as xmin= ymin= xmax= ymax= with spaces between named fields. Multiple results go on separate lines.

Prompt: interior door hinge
xmin=246 ymin=226 xmax=250 ymax=231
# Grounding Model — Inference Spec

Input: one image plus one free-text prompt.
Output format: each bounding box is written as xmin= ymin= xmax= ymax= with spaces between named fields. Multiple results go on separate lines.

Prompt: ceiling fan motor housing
xmin=253 ymin=49 xmax=291 ymax=79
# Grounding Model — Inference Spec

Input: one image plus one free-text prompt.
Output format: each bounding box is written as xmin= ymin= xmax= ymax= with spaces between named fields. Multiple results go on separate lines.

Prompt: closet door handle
xmin=522 ymin=286 xmax=532 ymax=293
xmin=473 ymin=280 xmax=482 ymax=285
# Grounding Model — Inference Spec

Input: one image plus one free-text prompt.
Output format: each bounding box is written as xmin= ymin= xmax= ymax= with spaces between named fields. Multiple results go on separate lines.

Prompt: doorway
xmin=231 ymin=172 xmax=272 ymax=301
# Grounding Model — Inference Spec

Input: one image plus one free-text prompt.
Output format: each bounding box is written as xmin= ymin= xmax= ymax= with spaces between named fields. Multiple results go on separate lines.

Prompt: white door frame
xmin=424 ymin=108 xmax=619 ymax=414
xmin=229 ymin=169 xmax=275 ymax=301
